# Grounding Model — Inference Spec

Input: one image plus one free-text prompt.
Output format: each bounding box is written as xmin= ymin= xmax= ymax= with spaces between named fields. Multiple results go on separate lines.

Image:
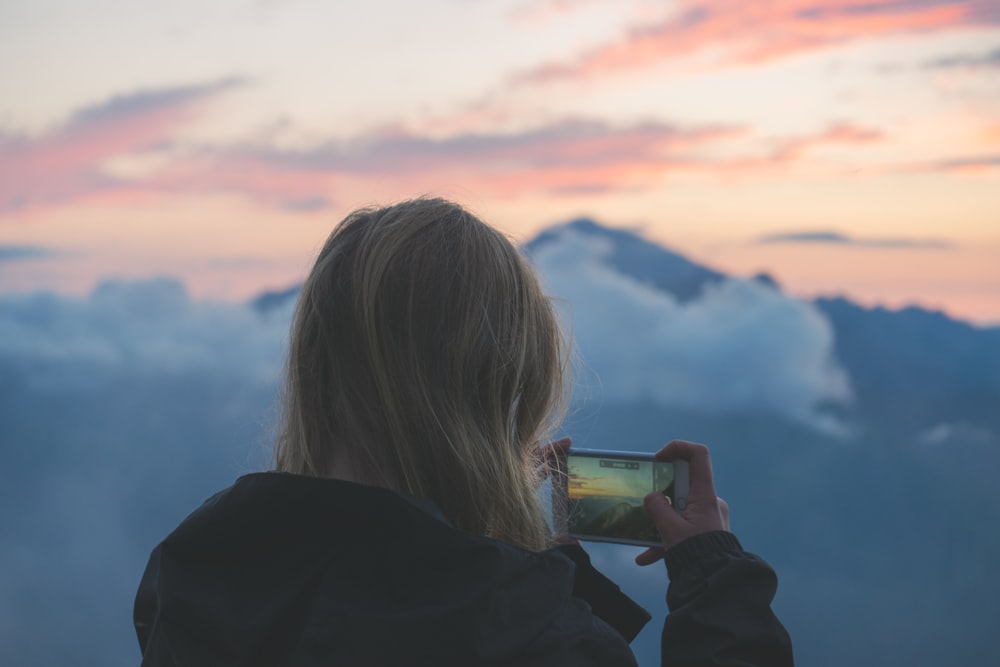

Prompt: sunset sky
xmin=568 ymin=456 xmax=673 ymax=499
xmin=1 ymin=0 xmax=998 ymax=323
xmin=568 ymin=457 xmax=653 ymax=500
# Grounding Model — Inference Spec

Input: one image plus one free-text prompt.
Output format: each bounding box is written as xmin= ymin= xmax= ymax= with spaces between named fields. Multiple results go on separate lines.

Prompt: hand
xmin=635 ymin=440 xmax=731 ymax=566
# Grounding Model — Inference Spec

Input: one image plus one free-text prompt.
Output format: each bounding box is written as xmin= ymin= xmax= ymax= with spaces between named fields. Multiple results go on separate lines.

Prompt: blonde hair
xmin=275 ymin=198 xmax=567 ymax=551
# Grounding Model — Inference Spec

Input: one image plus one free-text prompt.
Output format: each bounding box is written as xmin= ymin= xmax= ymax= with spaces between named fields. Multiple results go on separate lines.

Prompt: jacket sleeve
xmin=660 ymin=531 xmax=794 ymax=667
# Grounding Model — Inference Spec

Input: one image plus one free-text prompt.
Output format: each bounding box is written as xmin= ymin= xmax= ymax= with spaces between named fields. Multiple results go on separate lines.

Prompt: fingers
xmin=635 ymin=547 xmax=666 ymax=566
xmin=641 ymin=441 xmax=730 ymax=553
xmin=653 ymin=440 xmax=716 ymax=500
xmin=652 ymin=439 xmax=707 ymax=462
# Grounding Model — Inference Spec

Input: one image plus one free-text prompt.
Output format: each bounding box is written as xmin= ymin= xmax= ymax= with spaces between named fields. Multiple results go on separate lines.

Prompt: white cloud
xmin=0 ymin=278 xmax=291 ymax=666
xmin=531 ymin=230 xmax=852 ymax=430
xmin=0 ymin=278 xmax=290 ymax=386
xmin=917 ymin=421 xmax=994 ymax=446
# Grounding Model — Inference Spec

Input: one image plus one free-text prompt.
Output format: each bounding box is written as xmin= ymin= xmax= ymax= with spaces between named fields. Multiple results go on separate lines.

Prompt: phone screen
xmin=562 ymin=451 xmax=676 ymax=546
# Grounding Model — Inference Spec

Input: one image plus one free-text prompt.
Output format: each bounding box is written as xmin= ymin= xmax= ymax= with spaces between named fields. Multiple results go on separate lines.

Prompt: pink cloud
xmin=170 ymin=120 xmax=748 ymax=199
xmin=0 ymin=79 xmax=244 ymax=212
xmin=167 ymin=119 xmax=889 ymax=201
xmin=768 ymin=122 xmax=884 ymax=161
xmin=515 ymin=0 xmax=990 ymax=85
xmin=0 ymin=81 xmax=892 ymax=213
xmin=147 ymin=151 xmax=338 ymax=211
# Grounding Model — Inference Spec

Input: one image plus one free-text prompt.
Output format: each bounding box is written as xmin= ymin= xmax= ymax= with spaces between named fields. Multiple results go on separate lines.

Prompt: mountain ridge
xmin=525 ymin=217 xmax=726 ymax=303
xmin=249 ymin=218 xmax=999 ymax=444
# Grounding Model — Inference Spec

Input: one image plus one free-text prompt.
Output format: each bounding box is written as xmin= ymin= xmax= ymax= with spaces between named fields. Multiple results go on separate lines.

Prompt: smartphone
xmin=552 ymin=449 xmax=689 ymax=547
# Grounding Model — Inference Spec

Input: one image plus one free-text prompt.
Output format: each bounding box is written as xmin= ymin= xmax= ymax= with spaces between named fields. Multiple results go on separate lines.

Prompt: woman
xmin=134 ymin=198 xmax=793 ymax=666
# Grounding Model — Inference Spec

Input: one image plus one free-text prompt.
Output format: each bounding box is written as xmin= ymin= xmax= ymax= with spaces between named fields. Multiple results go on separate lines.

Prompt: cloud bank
xmin=0 ymin=278 xmax=288 ymax=382
xmin=531 ymin=229 xmax=852 ymax=430
xmin=0 ymin=279 xmax=289 ymax=665
xmin=0 ymin=245 xmax=55 ymax=262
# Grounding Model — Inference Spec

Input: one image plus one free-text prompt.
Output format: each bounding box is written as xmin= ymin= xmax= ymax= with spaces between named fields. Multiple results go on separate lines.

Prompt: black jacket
xmin=135 ymin=473 xmax=792 ymax=666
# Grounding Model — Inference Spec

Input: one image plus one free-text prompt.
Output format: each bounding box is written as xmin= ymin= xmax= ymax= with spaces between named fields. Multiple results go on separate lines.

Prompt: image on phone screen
xmin=564 ymin=452 xmax=675 ymax=546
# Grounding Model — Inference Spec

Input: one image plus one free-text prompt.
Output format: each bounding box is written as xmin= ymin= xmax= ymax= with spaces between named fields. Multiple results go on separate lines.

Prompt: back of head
xmin=276 ymin=198 xmax=566 ymax=550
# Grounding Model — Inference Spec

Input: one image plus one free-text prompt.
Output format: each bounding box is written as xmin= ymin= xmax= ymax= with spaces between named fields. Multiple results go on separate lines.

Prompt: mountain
xmin=251 ymin=284 xmax=300 ymax=316
xmin=579 ymin=501 xmax=659 ymax=543
xmin=526 ymin=217 xmax=725 ymax=302
xmin=815 ymin=296 xmax=1000 ymax=444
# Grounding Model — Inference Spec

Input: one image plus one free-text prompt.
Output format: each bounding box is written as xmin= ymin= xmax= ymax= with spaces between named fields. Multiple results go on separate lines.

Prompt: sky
xmin=567 ymin=456 xmax=673 ymax=499
xmin=1 ymin=0 xmax=998 ymax=323
xmin=568 ymin=456 xmax=653 ymax=499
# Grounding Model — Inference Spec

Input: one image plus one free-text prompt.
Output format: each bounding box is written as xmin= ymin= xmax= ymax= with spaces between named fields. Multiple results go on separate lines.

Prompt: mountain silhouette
xmin=578 ymin=501 xmax=658 ymax=543
xmin=525 ymin=217 xmax=725 ymax=302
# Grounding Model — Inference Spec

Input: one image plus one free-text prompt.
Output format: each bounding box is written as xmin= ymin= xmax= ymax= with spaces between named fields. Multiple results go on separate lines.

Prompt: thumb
xmin=644 ymin=491 xmax=684 ymax=546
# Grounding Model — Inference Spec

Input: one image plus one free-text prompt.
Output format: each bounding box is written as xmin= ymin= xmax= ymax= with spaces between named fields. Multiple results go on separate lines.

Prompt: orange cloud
xmin=516 ymin=0 xmax=988 ymax=85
